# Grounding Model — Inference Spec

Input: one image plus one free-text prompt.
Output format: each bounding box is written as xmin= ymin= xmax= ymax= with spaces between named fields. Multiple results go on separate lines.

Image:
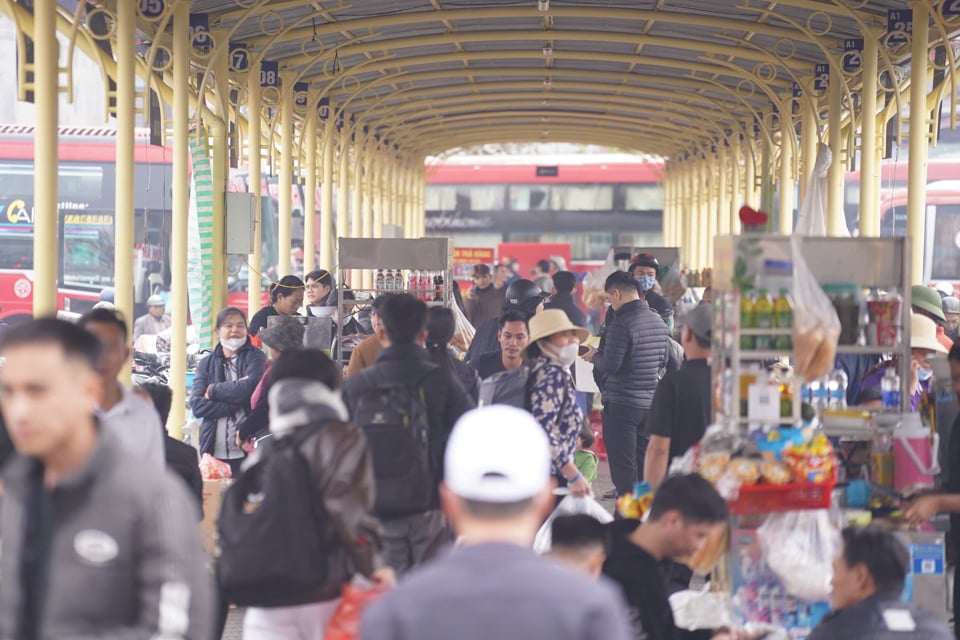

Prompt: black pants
xmin=954 ymin=564 xmax=959 ymax=639
xmin=602 ymin=402 xmax=649 ymax=496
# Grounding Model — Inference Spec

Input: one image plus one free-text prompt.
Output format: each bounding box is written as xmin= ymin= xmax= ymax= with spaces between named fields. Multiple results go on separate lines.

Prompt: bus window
xmin=623 ymin=184 xmax=665 ymax=211
xmin=0 ymin=235 xmax=33 ymax=270
xmin=62 ymin=214 xmax=115 ymax=289
xmin=510 ymin=185 xmax=550 ymax=211
xmin=931 ymin=204 xmax=960 ymax=281
xmin=550 ymin=185 xmax=614 ymax=211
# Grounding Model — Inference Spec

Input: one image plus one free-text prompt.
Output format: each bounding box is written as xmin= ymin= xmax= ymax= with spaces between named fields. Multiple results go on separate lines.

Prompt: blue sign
xmin=944 ymin=0 xmax=960 ymax=17
xmin=139 ymin=0 xmax=166 ymax=19
xmin=887 ymin=9 xmax=912 ymax=47
xmin=294 ymin=82 xmax=308 ymax=109
xmin=910 ymin=543 xmax=945 ymax=576
xmin=259 ymin=61 xmax=279 ymax=88
xmin=843 ymin=38 xmax=864 ymax=73
xmin=229 ymin=44 xmax=249 ymax=72
xmin=317 ymin=98 xmax=331 ymax=120
xmin=189 ymin=13 xmax=211 ymax=49
xmin=814 ymin=63 xmax=829 ymax=92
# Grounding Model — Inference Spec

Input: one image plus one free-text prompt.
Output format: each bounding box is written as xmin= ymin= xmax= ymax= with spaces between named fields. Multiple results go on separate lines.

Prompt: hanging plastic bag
xmin=794 ymin=143 xmax=847 ymax=237
xmin=325 ymin=576 xmax=390 ymax=640
xmin=757 ymin=509 xmax=839 ymax=602
xmin=199 ymin=453 xmax=232 ymax=480
xmin=791 ymin=235 xmax=841 ymax=381
xmin=533 ymin=495 xmax=613 ymax=553
xmin=581 ymin=248 xmax=618 ymax=310
xmin=449 ymin=297 xmax=476 ymax=354
xmin=658 ymin=251 xmax=688 ymax=306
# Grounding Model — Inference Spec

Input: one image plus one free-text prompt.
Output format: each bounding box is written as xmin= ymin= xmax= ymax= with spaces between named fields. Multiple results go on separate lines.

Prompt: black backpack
xmin=477 ymin=362 xmax=543 ymax=409
xmin=351 ymin=373 xmax=433 ymax=519
xmin=216 ymin=424 xmax=331 ymax=607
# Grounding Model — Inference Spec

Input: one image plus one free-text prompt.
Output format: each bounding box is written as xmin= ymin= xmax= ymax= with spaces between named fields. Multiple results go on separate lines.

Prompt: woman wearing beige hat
xmin=524 ymin=309 xmax=592 ymax=497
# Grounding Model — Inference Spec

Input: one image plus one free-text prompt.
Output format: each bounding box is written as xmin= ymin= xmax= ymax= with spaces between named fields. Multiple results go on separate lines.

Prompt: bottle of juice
xmin=773 ymin=288 xmax=793 ymax=350
xmin=740 ymin=290 xmax=755 ymax=350
xmin=754 ymin=289 xmax=773 ymax=350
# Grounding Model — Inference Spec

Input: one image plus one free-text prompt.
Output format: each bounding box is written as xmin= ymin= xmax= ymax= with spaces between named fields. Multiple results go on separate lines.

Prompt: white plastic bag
xmin=533 ymin=496 xmax=613 ymax=553
xmin=757 ymin=509 xmax=839 ymax=602
xmin=449 ymin=297 xmax=476 ymax=354
xmin=670 ymin=586 xmax=736 ymax=631
xmin=794 ymin=143 xmax=845 ymax=237
xmin=791 ymin=235 xmax=842 ymax=381
xmin=581 ymin=248 xmax=618 ymax=309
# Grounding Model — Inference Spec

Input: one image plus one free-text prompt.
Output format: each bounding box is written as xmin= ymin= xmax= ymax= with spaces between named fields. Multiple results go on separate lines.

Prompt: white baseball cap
xmin=444 ymin=406 xmax=552 ymax=503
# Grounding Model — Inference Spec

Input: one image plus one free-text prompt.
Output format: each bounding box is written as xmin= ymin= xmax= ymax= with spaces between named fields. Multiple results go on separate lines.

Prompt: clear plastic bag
xmin=757 ymin=509 xmax=838 ymax=602
xmin=449 ymin=297 xmax=475 ymax=355
xmin=791 ymin=235 xmax=841 ymax=382
xmin=533 ymin=495 xmax=613 ymax=553
xmin=659 ymin=251 xmax=688 ymax=306
xmin=581 ymin=248 xmax=618 ymax=310
xmin=794 ymin=143 xmax=835 ymax=237
xmin=199 ymin=453 xmax=232 ymax=480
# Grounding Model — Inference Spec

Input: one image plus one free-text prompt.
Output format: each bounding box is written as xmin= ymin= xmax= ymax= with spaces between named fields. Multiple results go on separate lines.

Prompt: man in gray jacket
xmin=0 ymin=318 xmax=214 ymax=640
xmin=583 ymin=270 xmax=669 ymax=496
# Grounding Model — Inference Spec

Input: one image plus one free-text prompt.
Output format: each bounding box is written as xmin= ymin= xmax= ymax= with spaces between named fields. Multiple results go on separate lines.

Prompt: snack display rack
xmin=335 ymin=237 xmax=454 ymax=365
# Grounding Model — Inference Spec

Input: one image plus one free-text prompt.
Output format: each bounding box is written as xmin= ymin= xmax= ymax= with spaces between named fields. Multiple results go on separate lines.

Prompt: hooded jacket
xmin=464 ymin=285 xmax=506 ymax=329
xmin=255 ymin=379 xmax=384 ymax=606
xmin=189 ymin=340 xmax=267 ymax=456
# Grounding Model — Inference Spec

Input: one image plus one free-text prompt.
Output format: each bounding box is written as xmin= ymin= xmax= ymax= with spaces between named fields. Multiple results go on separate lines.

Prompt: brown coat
xmin=345 ymin=334 xmax=383 ymax=379
xmin=464 ymin=285 xmax=505 ymax=329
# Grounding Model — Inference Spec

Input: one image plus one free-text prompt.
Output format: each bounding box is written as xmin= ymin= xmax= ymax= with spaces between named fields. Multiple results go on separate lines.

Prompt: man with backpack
xmin=343 ymin=294 xmax=476 ymax=573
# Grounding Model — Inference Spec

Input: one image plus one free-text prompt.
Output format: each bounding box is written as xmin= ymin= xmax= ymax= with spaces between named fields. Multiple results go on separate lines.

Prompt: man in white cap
xmin=132 ymin=294 xmax=171 ymax=343
xmin=361 ymin=406 xmax=632 ymax=640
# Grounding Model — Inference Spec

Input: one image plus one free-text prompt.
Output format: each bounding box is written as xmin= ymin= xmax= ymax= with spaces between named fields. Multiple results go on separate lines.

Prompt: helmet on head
xmin=629 ymin=253 xmax=660 ymax=275
xmin=504 ymin=279 xmax=546 ymax=306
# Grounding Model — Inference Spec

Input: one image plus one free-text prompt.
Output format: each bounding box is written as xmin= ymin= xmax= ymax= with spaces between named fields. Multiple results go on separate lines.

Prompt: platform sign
xmin=887 ymin=9 xmax=912 ymax=47
xmin=944 ymin=0 xmax=960 ymax=17
xmin=139 ymin=0 xmax=166 ymax=19
xmin=317 ymin=98 xmax=331 ymax=120
xmin=813 ymin=63 xmax=830 ymax=92
xmin=190 ymin=13 xmax=211 ymax=50
xmin=843 ymin=38 xmax=864 ymax=73
xmin=294 ymin=82 xmax=309 ymax=109
xmin=229 ymin=44 xmax=249 ymax=72
xmin=260 ymin=61 xmax=279 ymax=88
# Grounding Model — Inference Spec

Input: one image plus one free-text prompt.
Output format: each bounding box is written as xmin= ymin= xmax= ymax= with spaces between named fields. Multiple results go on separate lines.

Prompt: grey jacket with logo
xmin=0 ymin=431 xmax=215 ymax=640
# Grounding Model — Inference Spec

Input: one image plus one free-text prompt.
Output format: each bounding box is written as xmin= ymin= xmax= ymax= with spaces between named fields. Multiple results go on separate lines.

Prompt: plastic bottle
xmin=393 ymin=269 xmax=404 ymax=292
xmin=375 ymin=269 xmax=385 ymax=293
xmin=384 ymin=269 xmax=395 ymax=291
xmin=810 ymin=376 xmax=828 ymax=412
xmin=434 ymin=273 xmax=445 ymax=301
xmin=420 ymin=271 xmax=432 ymax=301
xmin=754 ymin=289 xmax=774 ymax=350
xmin=740 ymin=290 xmax=756 ymax=350
xmin=882 ymin=366 xmax=901 ymax=410
xmin=828 ymin=366 xmax=849 ymax=410
xmin=773 ymin=288 xmax=793 ymax=350
xmin=408 ymin=270 xmax=419 ymax=295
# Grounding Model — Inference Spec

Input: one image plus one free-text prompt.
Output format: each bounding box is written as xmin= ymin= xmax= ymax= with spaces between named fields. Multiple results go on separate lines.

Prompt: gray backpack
xmin=478 ymin=362 xmax=543 ymax=409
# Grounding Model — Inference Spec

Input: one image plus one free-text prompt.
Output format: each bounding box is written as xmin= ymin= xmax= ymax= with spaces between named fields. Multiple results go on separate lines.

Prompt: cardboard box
xmin=200 ymin=479 xmax=232 ymax=554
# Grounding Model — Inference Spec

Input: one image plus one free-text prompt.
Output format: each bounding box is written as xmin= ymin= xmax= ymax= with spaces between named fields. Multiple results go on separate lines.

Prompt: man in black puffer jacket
xmin=583 ymin=271 xmax=669 ymax=497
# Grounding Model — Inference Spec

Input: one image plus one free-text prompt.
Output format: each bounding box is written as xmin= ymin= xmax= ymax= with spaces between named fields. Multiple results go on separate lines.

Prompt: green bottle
xmin=754 ymin=289 xmax=774 ymax=350
xmin=740 ymin=290 xmax=755 ymax=350
xmin=774 ymin=288 xmax=793 ymax=350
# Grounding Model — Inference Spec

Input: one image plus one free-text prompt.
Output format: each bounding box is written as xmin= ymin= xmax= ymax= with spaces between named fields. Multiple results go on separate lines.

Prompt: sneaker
xmin=602 ymin=488 xmax=618 ymax=500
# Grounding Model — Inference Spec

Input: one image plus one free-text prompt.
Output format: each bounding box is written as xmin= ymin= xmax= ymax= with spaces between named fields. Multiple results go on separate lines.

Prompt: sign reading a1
xmin=294 ymin=82 xmax=308 ymax=109
xmin=814 ymin=63 xmax=830 ymax=92
xmin=843 ymin=38 xmax=864 ymax=73
xmin=138 ymin=0 xmax=166 ymax=18
xmin=317 ymin=97 xmax=331 ymax=120
xmin=189 ymin=13 xmax=211 ymax=49
xmin=944 ymin=0 xmax=960 ymax=17
xmin=260 ymin=61 xmax=279 ymax=88
xmin=229 ymin=44 xmax=249 ymax=72
xmin=887 ymin=9 xmax=913 ymax=47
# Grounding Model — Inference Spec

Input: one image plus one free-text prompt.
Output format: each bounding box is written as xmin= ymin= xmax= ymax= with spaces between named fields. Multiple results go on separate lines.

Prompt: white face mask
xmin=221 ymin=337 xmax=246 ymax=352
xmin=543 ymin=341 xmax=578 ymax=368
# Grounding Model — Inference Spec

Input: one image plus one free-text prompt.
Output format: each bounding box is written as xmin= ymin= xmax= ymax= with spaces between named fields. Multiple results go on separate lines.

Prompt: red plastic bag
xmin=325 ymin=580 xmax=389 ymax=640
xmin=199 ymin=453 xmax=232 ymax=480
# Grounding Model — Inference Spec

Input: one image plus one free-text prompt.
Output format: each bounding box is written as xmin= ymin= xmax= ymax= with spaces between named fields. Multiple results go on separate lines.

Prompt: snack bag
xmin=199 ymin=453 xmax=232 ymax=480
xmin=326 ymin=577 xmax=389 ymax=640
xmin=791 ymin=235 xmax=841 ymax=381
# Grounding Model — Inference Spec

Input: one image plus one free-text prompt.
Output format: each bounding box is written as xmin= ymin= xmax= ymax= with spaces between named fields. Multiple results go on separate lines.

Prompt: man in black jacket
xmin=343 ymin=294 xmax=475 ymax=574
xmin=583 ymin=271 xmax=669 ymax=496
xmin=545 ymin=271 xmax=587 ymax=328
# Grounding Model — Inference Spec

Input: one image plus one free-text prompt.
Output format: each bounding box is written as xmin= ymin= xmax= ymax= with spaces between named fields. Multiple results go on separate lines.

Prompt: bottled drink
xmin=881 ymin=367 xmax=901 ymax=410
xmin=408 ymin=270 xmax=419 ymax=295
xmin=393 ymin=269 xmax=404 ymax=292
xmin=754 ymin=289 xmax=774 ymax=350
xmin=419 ymin=271 xmax=431 ymax=301
xmin=827 ymin=366 xmax=848 ymax=410
xmin=740 ymin=290 xmax=756 ymax=350
xmin=773 ymin=289 xmax=793 ymax=350
xmin=434 ymin=273 xmax=445 ymax=301
xmin=809 ymin=377 xmax=828 ymax=412
xmin=384 ymin=269 xmax=395 ymax=291
xmin=375 ymin=269 xmax=385 ymax=293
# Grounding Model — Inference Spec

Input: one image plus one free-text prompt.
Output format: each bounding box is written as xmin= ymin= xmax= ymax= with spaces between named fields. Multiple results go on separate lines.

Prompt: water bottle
xmin=882 ymin=367 xmax=901 ymax=410
xmin=828 ymin=366 xmax=848 ymax=409
xmin=810 ymin=376 xmax=829 ymax=411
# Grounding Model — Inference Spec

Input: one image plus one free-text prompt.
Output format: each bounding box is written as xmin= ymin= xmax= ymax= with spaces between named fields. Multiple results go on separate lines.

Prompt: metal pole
xmin=779 ymin=111 xmax=794 ymax=235
xmin=114 ymin=0 xmax=135 ymax=362
xmin=800 ymin=95 xmax=818 ymax=206
xmin=717 ymin=154 xmax=729 ymax=236
xmin=730 ymin=141 xmax=742 ymax=234
xmin=350 ymin=135 xmax=362 ymax=285
xmin=247 ymin=72 xmax=263 ymax=316
xmin=209 ymin=44 xmax=229 ymax=313
xmin=760 ymin=133 xmax=775 ymax=221
xmin=303 ymin=110 xmax=318 ymax=276
xmin=705 ymin=160 xmax=717 ymax=265
xmin=744 ymin=136 xmax=757 ymax=210
xmin=859 ymin=36 xmax=880 ymax=238
xmin=372 ymin=152 xmax=384 ymax=238
xmin=337 ymin=133 xmax=349 ymax=282
xmin=169 ymin=0 xmax=191 ymax=439
xmin=320 ymin=118 xmax=335 ymax=272
xmin=827 ymin=61 xmax=845 ymax=236
xmin=362 ymin=136 xmax=374 ymax=238
xmin=907 ymin=0 xmax=930 ymax=283
xmin=278 ymin=80 xmax=294 ymax=277
xmin=32 ymin=0 xmax=58 ymax=316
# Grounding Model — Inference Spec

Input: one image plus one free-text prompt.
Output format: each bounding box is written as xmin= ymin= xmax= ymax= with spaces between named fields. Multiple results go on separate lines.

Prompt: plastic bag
xmin=325 ymin=576 xmax=389 ymax=640
xmin=199 ymin=453 xmax=232 ymax=480
xmin=795 ymin=143 xmax=845 ymax=237
xmin=450 ymin=297 xmax=475 ymax=354
xmin=791 ymin=235 xmax=841 ymax=382
xmin=757 ymin=509 xmax=838 ymax=602
xmin=581 ymin=248 xmax=618 ymax=309
xmin=658 ymin=251 xmax=688 ymax=306
xmin=533 ymin=495 xmax=613 ymax=553
xmin=670 ymin=585 xmax=736 ymax=631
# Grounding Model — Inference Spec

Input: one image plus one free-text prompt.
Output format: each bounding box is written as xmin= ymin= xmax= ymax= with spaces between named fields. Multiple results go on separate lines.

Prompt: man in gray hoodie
xmin=0 ymin=318 xmax=214 ymax=640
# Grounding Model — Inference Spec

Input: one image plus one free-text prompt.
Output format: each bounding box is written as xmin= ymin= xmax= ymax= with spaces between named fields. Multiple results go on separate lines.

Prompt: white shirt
xmin=98 ymin=385 xmax=166 ymax=468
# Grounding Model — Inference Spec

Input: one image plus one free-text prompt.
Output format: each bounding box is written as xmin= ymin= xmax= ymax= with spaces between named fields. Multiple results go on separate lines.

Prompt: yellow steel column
xmin=320 ymin=118 xmax=335 ymax=271
xmin=277 ymin=80 xmax=294 ymax=277
xmin=699 ymin=161 xmax=710 ymax=269
xmin=350 ymin=137 xmax=363 ymax=285
xmin=800 ymin=96 xmax=818 ymax=205
xmin=247 ymin=69 xmax=263 ymax=315
xmin=907 ymin=0 xmax=930 ymax=283
xmin=760 ymin=131 xmax=775 ymax=219
xmin=169 ymin=0 xmax=190 ymax=438
xmin=730 ymin=140 xmax=742 ymax=234
xmin=744 ymin=136 xmax=757 ymax=210
xmin=662 ymin=172 xmax=672 ymax=245
xmin=779 ymin=111 xmax=795 ymax=235
xmin=32 ymin=0 xmax=59 ymax=316
xmin=859 ymin=36 xmax=880 ymax=238
xmin=717 ymin=154 xmax=730 ymax=236
xmin=114 ymin=0 xmax=135 ymax=352
xmin=336 ymin=133 xmax=350 ymax=281
xmin=681 ymin=165 xmax=692 ymax=262
xmin=827 ymin=61 xmax=845 ymax=237
xmin=705 ymin=159 xmax=717 ymax=266
xmin=373 ymin=153 xmax=384 ymax=237
xmin=303 ymin=108 xmax=318 ymax=277
xmin=209 ymin=46 xmax=228 ymax=314
xmin=362 ymin=137 xmax=374 ymax=238
xmin=404 ymin=163 xmax=415 ymax=237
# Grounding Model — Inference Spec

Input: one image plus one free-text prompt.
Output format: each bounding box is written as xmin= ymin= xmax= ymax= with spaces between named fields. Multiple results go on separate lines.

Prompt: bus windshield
xmin=61 ymin=211 xmax=115 ymax=288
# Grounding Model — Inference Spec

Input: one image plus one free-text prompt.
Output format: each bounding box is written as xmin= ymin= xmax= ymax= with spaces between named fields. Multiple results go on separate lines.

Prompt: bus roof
xmin=0 ymin=124 xmax=173 ymax=164
xmin=425 ymin=161 xmax=664 ymax=184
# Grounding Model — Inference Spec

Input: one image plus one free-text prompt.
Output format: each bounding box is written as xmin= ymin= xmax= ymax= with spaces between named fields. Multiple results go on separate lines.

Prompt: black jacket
xmin=190 ymin=341 xmax=267 ymax=456
xmin=342 ymin=343 xmax=476 ymax=509
xmin=428 ymin=347 xmax=480 ymax=402
xmin=591 ymin=299 xmax=669 ymax=410
xmin=165 ymin=435 xmax=203 ymax=519
xmin=544 ymin=292 xmax=587 ymax=328
xmin=807 ymin=591 xmax=952 ymax=640
xmin=466 ymin=316 xmax=501 ymax=366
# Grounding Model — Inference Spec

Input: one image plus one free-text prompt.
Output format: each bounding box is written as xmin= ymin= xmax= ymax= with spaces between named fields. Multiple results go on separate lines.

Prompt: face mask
xmin=918 ymin=368 xmax=933 ymax=382
xmin=543 ymin=341 xmax=578 ymax=368
xmin=221 ymin=337 xmax=246 ymax=352
xmin=636 ymin=275 xmax=657 ymax=293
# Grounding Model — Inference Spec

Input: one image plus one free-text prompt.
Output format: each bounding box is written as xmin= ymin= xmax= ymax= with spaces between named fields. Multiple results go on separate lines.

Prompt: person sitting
xmin=547 ymin=514 xmax=609 ymax=578
xmin=345 ymin=293 xmax=394 ymax=379
xmin=806 ymin=526 xmax=951 ymax=639
xmin=304 ymin=268 xmax=336 ymax=316
xmin=248 ymin=275 xmax=305 ymax=343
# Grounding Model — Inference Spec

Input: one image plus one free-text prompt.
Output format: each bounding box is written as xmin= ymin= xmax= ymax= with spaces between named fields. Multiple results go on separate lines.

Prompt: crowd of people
xmin=0 ymin=252 xmax=956 ymax=640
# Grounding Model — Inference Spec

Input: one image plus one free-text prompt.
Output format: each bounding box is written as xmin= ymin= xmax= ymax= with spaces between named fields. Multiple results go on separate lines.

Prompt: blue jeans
xmin=602 ymin=402 xmax=649 ymax=496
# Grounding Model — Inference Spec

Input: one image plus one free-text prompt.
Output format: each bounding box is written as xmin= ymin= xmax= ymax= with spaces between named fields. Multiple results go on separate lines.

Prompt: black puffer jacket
xmin=591 ymin=299 xmax=669 ymax=410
